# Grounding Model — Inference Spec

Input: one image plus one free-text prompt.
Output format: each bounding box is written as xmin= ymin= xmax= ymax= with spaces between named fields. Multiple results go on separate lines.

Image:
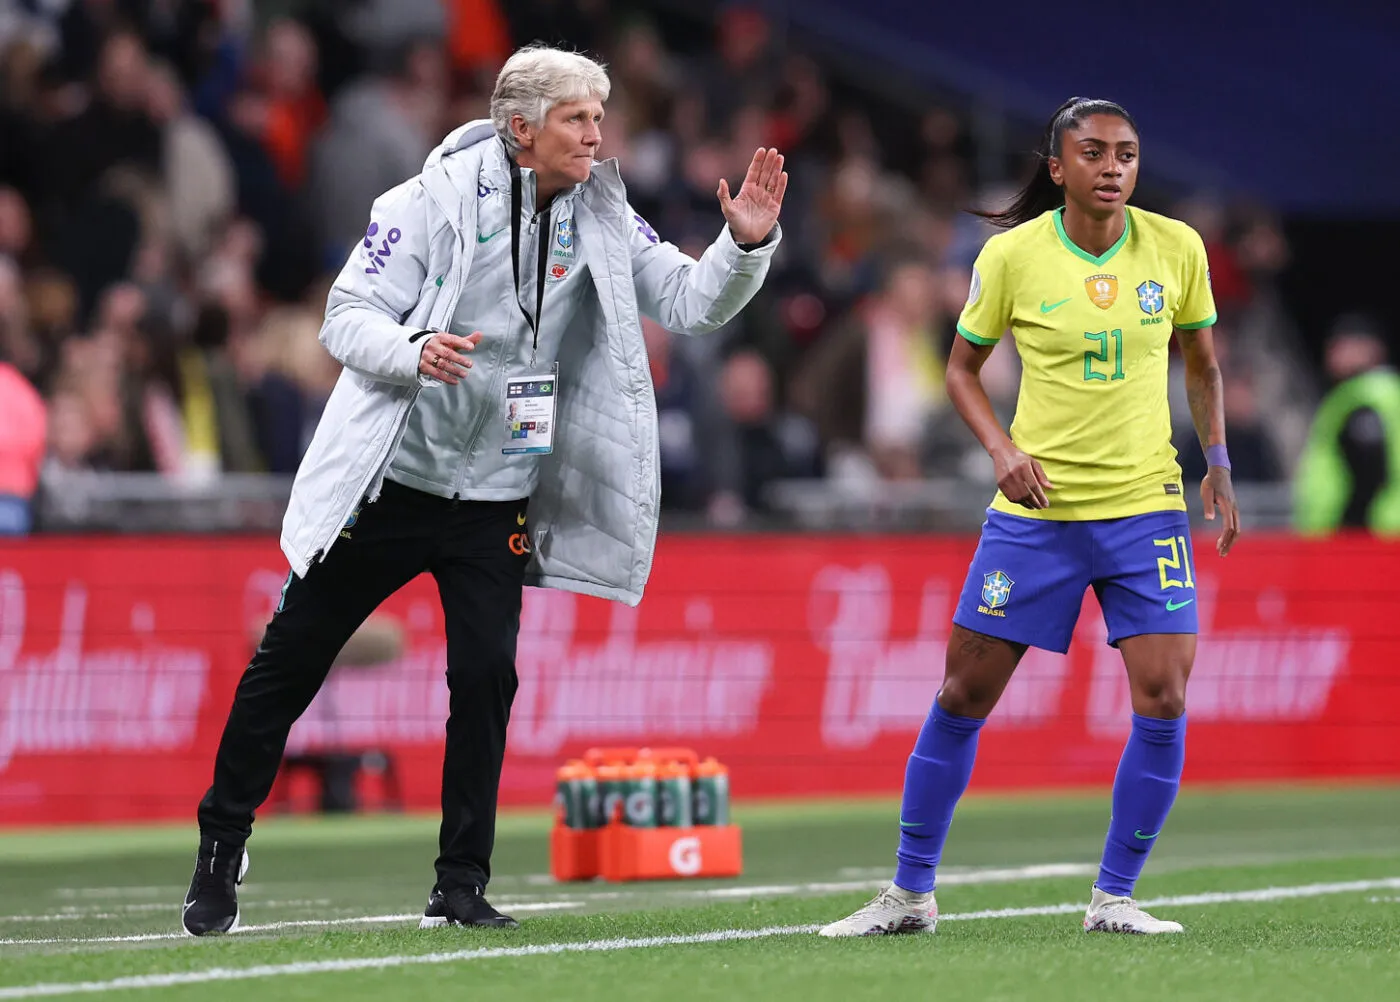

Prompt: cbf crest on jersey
xmin=1137 ymin=280 xmax=1164 ymax=315
xmin=1085 ymin=274 xmax=1118 ymax=309
xmin=555 ymin=218 xmax=574 ymax=252
xmin=978 ymin=570 xmax=1013 ymax=617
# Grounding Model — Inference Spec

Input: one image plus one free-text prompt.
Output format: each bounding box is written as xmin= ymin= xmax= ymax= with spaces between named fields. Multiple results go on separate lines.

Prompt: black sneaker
xmin=419 ymin=886 xmax=519 ymax=929
xmin=181 ymin=839 xmax=248 ymax=936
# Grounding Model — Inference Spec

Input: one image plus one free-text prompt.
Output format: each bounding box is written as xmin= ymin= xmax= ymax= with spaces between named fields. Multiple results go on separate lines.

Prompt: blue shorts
xmin=952 ymin=509 xmax=1199 ymax=653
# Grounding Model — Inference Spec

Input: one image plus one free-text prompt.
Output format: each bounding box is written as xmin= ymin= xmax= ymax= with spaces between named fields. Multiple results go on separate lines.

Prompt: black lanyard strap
xmin=508 ymin=158 xmax=553 ymax=363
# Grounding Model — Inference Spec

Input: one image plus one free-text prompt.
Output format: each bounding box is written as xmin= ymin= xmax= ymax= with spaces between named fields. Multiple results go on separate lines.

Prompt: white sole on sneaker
xmin=1083 ymin=915 xmax=1184 ymax=935
xmin=1082 ymin=884 xmax=1184 ymax=935
xmin=226 ymin=848 xmax=249 ymax=934
xmin=419 ymin=916 xmax=449 ymax=929
xmin=818 ymin=915 xmax=937 ymax=938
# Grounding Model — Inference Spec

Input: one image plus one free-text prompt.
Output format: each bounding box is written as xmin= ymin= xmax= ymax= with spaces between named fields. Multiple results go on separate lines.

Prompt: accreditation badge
xmin=502 ymin=365 xmax=558 ymax=455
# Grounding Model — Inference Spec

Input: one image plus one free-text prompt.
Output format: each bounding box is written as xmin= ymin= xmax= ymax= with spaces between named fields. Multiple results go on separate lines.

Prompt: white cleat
xmin=1083 ymin=885 xmax=1184 ymax=934
xmin=819 ymin=884 xmax=937 ymax=938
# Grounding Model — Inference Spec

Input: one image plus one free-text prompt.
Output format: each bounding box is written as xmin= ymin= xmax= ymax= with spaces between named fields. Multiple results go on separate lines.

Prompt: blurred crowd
xmin=0 ymin=0 xmax=1376 ymax=533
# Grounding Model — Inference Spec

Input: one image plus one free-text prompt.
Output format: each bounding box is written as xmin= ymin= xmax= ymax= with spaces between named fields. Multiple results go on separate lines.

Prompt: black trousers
xmin=198 ymin=480 xmax=530 ymax=892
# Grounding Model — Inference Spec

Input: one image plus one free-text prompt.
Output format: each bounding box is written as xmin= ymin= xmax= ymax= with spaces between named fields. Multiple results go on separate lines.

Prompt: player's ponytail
xmin=972 ymin=96 xmax=1138 ymax=229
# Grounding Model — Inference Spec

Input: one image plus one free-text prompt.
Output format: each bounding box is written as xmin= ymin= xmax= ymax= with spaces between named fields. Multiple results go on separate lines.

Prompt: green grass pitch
xmin=1 ymin=784 xmax=1397 ymax=1001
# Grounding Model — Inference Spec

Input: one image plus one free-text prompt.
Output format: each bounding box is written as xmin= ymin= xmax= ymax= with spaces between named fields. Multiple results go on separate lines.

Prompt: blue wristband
xmin=1206 ymin=444 xmax=1231 ymax=470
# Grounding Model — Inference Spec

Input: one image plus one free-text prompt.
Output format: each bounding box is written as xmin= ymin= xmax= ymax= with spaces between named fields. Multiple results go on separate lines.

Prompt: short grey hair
xmin=490 ymin=45 xmax=611 ymax=153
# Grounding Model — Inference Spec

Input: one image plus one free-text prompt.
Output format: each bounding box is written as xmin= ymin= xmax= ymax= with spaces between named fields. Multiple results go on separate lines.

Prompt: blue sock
xmin=893 ymin=702 xmax=986 ymax=893
xmin=1096 ymin=712 xmax=1186 ymax=897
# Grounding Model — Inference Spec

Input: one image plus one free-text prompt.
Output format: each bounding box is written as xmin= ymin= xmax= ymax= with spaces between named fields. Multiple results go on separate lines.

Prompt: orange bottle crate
xmin=549 ymin=824 xmax=602 ymax=882
xmin=550 ymin=821 xmax=744 ymax=882
xmin=599 ymin=821 xmax=743 ymax=881
xmin=550 ymin=746 xmax=742 ymax=882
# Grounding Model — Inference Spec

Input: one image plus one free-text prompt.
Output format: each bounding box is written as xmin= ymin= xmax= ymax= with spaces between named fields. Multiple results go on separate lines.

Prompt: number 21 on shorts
xmin=1153 ymin=535 xmax=1195 ymax=590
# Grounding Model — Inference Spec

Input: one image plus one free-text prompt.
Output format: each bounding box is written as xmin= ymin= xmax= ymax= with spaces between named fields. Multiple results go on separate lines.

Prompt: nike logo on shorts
xmin=1165 ymin=597 xmax=1194 ymax=611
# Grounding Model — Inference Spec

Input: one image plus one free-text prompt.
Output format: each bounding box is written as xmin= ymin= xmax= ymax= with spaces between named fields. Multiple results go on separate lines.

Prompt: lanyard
xmin=508 ymin=158 xmax=553 ymax=368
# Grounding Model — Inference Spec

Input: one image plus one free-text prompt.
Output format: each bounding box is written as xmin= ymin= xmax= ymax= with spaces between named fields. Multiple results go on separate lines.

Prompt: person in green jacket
xmin=1295 ymin=315 xmax=1400 ymax=536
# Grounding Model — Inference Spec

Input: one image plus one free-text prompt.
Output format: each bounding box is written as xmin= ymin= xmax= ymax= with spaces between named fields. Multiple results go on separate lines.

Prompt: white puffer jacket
xmin=280 ymin=121 xmax=780 ymax=605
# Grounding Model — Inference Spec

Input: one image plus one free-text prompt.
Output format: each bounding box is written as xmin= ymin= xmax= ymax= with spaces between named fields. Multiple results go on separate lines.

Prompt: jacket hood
xmin=416 ymin=119 xmax=497 ymax=234
xmin=424 ymin=118 xmax=498 ymax=173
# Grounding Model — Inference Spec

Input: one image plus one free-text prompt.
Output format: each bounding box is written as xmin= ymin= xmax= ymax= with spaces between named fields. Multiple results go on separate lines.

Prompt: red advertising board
xmin=1 ymin=533 xmax=1397 ymax=826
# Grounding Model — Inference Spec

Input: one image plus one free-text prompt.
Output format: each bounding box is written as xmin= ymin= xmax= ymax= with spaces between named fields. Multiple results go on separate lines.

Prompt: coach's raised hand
xmin=718 ymin=147 xmax=787 ymax=245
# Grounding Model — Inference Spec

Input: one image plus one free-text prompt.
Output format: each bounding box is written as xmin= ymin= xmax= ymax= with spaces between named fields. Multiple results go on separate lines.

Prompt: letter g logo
xmin=668 ymin=835 xmax=702 ymax=876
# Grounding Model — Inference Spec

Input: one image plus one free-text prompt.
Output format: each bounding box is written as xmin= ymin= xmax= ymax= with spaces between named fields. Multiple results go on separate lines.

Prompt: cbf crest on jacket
xmin=282 ymin=120 xmax=780 ymax=605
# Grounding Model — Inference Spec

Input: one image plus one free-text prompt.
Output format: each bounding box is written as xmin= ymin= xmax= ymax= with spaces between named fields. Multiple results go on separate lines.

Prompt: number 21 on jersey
xmin=1154 ymin=535 xmax=1195 ymax=590
xmin=1084 ymin=329 xmax=1124 ymax=381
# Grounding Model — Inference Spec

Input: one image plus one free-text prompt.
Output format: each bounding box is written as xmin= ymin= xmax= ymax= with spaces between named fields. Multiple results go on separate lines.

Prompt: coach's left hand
xmin=719 ymin=147 xmax=787 ymax=245
xmin=1202 ymin=466 xmax=1240 ymax=556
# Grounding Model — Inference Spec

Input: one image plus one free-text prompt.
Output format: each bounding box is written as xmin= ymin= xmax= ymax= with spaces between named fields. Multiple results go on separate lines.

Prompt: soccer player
xmin=820 ymin=97 xmax=1240 ymax=937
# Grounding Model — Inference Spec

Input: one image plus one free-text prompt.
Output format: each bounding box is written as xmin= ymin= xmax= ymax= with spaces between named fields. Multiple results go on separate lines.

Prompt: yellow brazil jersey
xmin=957 ymin=206 xmax=1216 ymax=520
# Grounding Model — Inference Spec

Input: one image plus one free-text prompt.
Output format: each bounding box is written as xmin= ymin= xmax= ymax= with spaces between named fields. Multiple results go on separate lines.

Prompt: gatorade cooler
xmin=549 ymin=746 xmax=744 ymax=883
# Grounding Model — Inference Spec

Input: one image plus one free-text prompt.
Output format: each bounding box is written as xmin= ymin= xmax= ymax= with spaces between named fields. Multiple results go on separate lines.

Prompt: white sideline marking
xmin=0 ymin=902 xmax=333 ymax=923
xmin=0 ymin=862 xmax=1089 ymax=943
xmin=0 ymin=927 xmax=817 ymax=998
xmin=0 ymin=903 xmax=580 ymax=946
xmin=0 ymin=878 xmax=1395 ymax=998
xmin=934 ymin=877 xmax=1400 ymax=922
xmin=53 ymin=889 xmax=172 ymax=901
xmin=697 ymin=864 xmax=1096 ymax=900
